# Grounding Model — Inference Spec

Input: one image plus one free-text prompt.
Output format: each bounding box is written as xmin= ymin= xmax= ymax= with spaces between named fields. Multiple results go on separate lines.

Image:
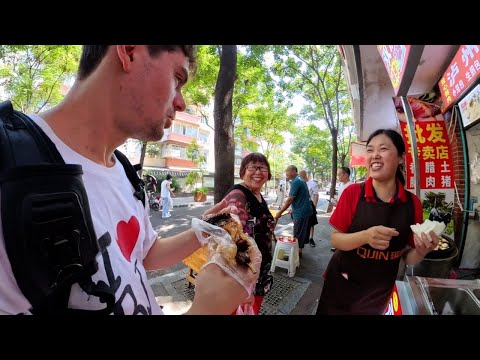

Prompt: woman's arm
xmin=331 ymin=225 xmax=400 ymax=251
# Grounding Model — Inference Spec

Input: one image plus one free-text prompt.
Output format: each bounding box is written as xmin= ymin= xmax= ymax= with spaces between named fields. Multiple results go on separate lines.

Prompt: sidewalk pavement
xmin=150 ymin=193 xmax=335 ymax=315
xmin=171 ymin=195 xmax=214 ymax=208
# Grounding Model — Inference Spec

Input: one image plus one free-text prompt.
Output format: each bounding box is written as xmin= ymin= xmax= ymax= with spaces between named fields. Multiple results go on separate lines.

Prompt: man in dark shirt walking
xmin=274 ymin=165 xmax=313 ymax=258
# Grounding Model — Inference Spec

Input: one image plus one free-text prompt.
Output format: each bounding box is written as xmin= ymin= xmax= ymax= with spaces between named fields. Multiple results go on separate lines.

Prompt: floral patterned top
xmin=223 ymin=184 xmax=276 ymax=277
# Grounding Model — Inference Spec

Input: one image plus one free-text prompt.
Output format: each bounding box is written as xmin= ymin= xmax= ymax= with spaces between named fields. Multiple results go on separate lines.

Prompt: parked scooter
xmin=147 ymin=191 xmax=162 ymax=211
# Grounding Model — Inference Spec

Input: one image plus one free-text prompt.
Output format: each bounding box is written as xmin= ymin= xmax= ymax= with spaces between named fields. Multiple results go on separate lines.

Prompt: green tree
xmin=271 ymin=45 xmax=352 ymax=210
xmin=185 ymin=139 xmax=206 ymax=191
xmin=291 ymin=124 xmax=332 ymax=180
xmin=0 ymin=45 xmax=81 ymax=113
xmin=183 ymin=46 xmax=276 ymax=202
xmin=238 ymin=99 xmax=296 ymax=159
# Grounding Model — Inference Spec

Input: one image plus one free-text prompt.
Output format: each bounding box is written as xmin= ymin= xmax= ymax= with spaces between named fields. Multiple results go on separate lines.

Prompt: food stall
xmin=340 ymin=45 xmax=480 ymax=314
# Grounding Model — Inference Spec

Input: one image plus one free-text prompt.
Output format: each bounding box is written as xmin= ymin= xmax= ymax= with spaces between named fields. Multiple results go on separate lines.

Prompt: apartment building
xmin=143 ymin=108 xmax=214 ymax=190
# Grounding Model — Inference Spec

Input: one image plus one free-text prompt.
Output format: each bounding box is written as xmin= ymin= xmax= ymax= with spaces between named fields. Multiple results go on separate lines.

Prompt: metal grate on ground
xmin=170 ymin=272 xmax=310 ymax=315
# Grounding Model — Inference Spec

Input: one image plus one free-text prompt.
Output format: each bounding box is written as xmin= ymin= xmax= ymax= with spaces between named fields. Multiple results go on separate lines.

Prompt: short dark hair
xmin=77 ymin=45 xmax=197 ymax=80
xmin=287 ymin=165 xmax=298 ymax=173
xmin=239 ymin=152 xmax=272 ymax=180
xmin=166 ymin=174 xmax=172 ymax=180
xmin=340 ymin=166 xmax=351 ymax=177
xmin=366 ymin=128 xmax=406 ymax=186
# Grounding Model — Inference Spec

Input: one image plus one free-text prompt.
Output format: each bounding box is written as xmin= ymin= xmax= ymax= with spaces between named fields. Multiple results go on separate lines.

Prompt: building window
xmin=199 ymin=131 xmax=209 ymax=143
xmin=173 ymin=123 xmax=198 ymax=138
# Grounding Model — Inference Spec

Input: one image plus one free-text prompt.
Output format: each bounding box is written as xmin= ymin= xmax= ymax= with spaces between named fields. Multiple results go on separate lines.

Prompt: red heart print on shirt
xmin=117 ymin=216 xmax=140 ymax=262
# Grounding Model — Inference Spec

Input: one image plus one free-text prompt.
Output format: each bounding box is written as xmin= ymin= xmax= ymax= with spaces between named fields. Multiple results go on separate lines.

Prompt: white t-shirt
xmin=306 ymin=179 xmax=319 ymax=202
xmin=338 ymin=180 xmax=353 ymax=199
xmin=0 ymin=114 xmax=161 ymax=315
xmin=160 ymin=179 xmax=172 ymax=198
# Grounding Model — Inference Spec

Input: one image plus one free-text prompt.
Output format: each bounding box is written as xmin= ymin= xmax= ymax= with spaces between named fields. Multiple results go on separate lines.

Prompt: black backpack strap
xmin=114 ymin=150 xmax=145 ymax=207
xmin=0 ymin=101 xmax=65 ymax=169
xmin=0 ymin=100 xmax=115 ymax=315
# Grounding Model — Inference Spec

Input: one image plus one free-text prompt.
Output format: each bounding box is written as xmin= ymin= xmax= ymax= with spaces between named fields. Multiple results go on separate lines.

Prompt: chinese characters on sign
xmin=400 ymin=121 xmax=454 ymax=191
xmin=395 ymin=96 xmax=455 ymax=239
xmin=438 ymin=45 xmax=480 ymax=111
xmin=377 ymin=45 xmax=411 ymax=95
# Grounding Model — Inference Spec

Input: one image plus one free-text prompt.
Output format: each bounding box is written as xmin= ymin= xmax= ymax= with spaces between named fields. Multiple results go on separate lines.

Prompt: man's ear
xmin=116 ymin=45 xmax=136 ymax=72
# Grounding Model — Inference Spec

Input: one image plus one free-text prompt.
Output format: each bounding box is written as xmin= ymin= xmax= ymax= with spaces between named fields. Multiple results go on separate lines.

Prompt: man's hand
xmin=186 ymin=264 xmax=249 ymax=315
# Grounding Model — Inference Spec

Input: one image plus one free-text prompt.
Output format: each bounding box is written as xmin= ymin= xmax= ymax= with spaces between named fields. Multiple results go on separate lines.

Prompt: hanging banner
xmin=394 ymin=97 xmax=455 ymax=239
xmin=377 ymin=45 xmax=411 ymax=95
xmin=350 ymin=141 xmax=367 ymax=167
xmin=438 ymin=45 xmax=480 ymax=112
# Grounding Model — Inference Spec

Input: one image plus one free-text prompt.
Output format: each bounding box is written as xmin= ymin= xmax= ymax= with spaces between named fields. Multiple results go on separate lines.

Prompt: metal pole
xmin=400 ymin=96 xmax=421 ymax=198
xmin=273 ymin=154 xmax=275 ymax=196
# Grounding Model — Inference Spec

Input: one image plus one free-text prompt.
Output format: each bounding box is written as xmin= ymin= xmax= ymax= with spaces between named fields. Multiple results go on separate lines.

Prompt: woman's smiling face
xmin=366 ymin=133 xmax=404 ymax=183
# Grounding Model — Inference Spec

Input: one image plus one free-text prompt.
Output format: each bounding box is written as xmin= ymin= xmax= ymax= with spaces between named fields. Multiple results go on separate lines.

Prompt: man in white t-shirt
xmin=299 ymin=170 xmax=319 ymax=247
xmin=0 ymin=46 xmax=260 ymax=315
xmin=330 ymin=166 xmax=353 ymax=251
xmin=160 ymin=174 xmax=175 ymax=218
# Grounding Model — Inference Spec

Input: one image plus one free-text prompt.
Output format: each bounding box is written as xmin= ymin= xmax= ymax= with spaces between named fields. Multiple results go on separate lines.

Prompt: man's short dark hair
xmin=77 ymin=45 xmax=197 ymax=80
xmin=166 ymin=174 xmax=172 ymax=181
xmin=340 ymin=166 xmax=351 ymax=177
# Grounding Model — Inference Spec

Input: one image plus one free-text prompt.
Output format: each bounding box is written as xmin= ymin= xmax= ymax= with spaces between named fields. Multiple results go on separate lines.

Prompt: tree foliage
xmin=291 ymin=124 xmax=331 ymax=180
xmin=270 ymin=45 xmax=353 ymax=207
xmin=0 ymin=45 xmax=81 ymax=113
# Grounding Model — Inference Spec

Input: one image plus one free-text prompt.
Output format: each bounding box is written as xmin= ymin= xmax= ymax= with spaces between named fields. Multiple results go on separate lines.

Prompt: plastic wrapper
xmin=236 ymin=304 xmax=255 ymax=315
xmin=191 ymin=216 xmax=261 ymax=297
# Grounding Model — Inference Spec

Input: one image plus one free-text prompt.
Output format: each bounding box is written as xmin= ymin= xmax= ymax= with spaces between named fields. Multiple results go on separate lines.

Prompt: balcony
xmin=175 ymin=112 xmax=201 ymax=125
xmin=165 ymin=158 xmax=196 ymax=168
xmin=164 ymin=133 xmax=195 ymax=145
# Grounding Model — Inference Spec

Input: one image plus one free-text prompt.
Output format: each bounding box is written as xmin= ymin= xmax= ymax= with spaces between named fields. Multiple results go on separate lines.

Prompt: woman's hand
xmin=365 ymin=225 xmax=399 ymax=250
xmin=413 ymin=231 xmax=440 ymax=258
xmin=203 ymin=199 xmax=239 ymax=217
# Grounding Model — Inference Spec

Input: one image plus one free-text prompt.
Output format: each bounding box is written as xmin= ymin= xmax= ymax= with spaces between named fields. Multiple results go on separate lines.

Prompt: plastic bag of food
xmin=191 ymin=214 xmax=261 ymax=297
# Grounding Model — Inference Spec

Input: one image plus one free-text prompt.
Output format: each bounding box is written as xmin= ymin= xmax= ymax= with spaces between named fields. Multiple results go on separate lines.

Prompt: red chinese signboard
xmin=377 ymin=45 xmax=411 ymax=95
xmin=400 ymin=120 xmax=454 ymax=190
xmin=350 ymin=141 xmax=367 ymax=167
xmin=438 ymin=45 xmax=480 ymax=111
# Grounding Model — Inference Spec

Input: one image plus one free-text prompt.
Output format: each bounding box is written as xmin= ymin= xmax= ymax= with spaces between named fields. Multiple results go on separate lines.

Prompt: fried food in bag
xmin=191 ymin=213 xmax=261 ymax=296
xmin=203 ymin=212 xmax=257 ymax=273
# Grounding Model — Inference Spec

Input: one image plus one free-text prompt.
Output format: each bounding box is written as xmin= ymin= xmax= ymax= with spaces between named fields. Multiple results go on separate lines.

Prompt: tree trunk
xmin=214 ymin=45 xmax=237 ymax=204
xmin=327 ymin=128 xmax=339 ymax=213
xmin=138 ymin=141 xmax=147 ymax=178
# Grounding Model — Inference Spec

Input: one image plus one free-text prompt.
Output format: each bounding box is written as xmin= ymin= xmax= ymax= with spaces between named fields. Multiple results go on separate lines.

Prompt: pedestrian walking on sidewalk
xmin=274 ymin=165 xmax=312 ymax=259
xmin=299 ymin=170 xmax=318 ymax=247
xmin=330 ymin=166 xmax=354 ymax=251
xmin=161 ymin=174 xmax=175 ymax=218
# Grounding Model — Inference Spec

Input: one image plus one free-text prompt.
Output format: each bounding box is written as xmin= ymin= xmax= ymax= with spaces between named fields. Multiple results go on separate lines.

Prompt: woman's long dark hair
xmin=366 ymin=129 xmax=406 ymax=186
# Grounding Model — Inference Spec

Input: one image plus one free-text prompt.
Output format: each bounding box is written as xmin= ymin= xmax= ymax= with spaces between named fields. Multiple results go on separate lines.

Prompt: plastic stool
xmin=270 ymin=236 xmax=300 ymax=277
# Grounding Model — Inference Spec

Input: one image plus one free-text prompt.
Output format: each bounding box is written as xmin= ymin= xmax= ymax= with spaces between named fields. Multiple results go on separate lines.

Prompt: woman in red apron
xmin=316 ymin=129 xmax=441 ymax=315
